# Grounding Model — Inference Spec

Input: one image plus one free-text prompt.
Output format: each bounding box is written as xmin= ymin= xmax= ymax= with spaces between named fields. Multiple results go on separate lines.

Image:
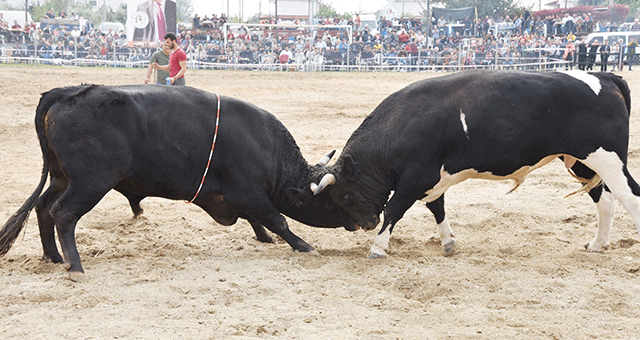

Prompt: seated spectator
xmin=279 ymin=45 xmax=293 ymax=63
xmin=398 ymin=29 xmax=410 ymax=44
xmin=385 ymin=29 xmax=399 ymax=48
xmin=239 ymin=45 xmax=254 ymax=63
xmin=327 ymin=46 xmax=343 ymax=65
xmin=360 ymin=45 xmax=374 ymax=60
xmin=11 ymin=20 xmax=21 ymax=31
xmin=384 ymin=46 xmax=398 ymax=65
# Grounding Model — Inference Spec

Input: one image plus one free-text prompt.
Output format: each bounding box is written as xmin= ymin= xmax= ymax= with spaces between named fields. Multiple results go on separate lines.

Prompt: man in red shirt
xmin=153 ymin=33 xmax=187 ymax=85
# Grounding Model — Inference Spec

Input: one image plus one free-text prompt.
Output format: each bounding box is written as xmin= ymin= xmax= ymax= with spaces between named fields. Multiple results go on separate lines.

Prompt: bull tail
xmin=610 ymin=74 xmax=631 ymax=116
xmin=0 ymin=88 xmax=65 ymax=257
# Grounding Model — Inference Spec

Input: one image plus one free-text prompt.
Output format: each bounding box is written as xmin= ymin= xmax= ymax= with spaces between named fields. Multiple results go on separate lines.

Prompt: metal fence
xmin=1 ymin=43 xmax=631 ymax=73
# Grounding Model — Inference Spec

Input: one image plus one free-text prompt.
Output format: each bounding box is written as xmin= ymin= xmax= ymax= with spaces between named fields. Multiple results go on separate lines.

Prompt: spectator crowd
xmin=0 ymin=8 xmax=639 ymax=72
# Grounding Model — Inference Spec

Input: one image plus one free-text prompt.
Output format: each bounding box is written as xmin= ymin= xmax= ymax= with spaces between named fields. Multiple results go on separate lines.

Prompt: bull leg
xmin=247 ymin=218 xmax=274 ymax=244
xmin=228 ymin=194 xmax=314 ymax=252
xmin=368 ymin=190 xmax=421 ymax=259
xmin=124 ymin=194 xmax=144 ymax=217
xmin=426 ymin=195 xmax=457 ymax=255
xmin=35 ymin=176 xmax=67 ymax=263
xmin=50 ymin=183 xmax=111 ymax=282
xmin=114 ymin=187 xmax=144 ymax=217
xmin=581 ymin=148 xmax=640 ymax=238
xmin=569 ymin=161 xmax=615 ymax=252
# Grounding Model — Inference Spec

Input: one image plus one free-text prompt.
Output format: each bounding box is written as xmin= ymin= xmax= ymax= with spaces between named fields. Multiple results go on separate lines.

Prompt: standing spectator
xmin=153 ymin=33 xmax=187 ymax=85
xmin=600 ymin=39 xmax=611 ymax=71
xmin=193 ymin=13 xmax=201 ymax=29
xmin=145 ymin=42 xmax=171 ymax=84
xmin=627 ymin=38 xmax=637 ymax=71
xmin=577 ymin=39 xmax=587 ymax=70
xmin=586 ymin=40 xmax=599 ymax=71
xmin=354 ymin=14 xmax=361 ymax=32
xmin=563 ymin=39 xmax=575 ymax=69
xmin=632 ymin=19 xmax=640 ymax=31
xmin=432 ymin=25 xmax=440 ymax=40
xmin=11 ymin=20 xmax=21 ymax=31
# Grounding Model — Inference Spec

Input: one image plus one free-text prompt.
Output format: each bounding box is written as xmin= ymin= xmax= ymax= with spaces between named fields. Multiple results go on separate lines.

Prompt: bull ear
xmin=285 ymin=187 xmax=307 ymax=208
xmin=341 ymin=155 xmax=358 ymax=180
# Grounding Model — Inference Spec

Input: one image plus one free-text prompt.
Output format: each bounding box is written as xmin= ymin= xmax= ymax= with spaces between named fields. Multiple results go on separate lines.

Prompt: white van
xmin=356 ymin=14 xmax=379 ymax=34
xmin=583 ymin=31 xmax=640 ymax=47
xmin=582 ymin=31 xmax=640 ymax=65
xmin=98 ymin=22 xmax=125 ymax=34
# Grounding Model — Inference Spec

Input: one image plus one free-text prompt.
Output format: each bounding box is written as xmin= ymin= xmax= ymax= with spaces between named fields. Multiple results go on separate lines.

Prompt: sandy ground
xmin=1 ymin=65 xmax=640 ymax=339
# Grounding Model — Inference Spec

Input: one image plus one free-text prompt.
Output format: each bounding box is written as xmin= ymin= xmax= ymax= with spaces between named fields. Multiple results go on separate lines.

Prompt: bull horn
xmin=316 ymin=150 xmax=336 ymax=166
xmin=312 ymin=173 xmax=336 ymax=195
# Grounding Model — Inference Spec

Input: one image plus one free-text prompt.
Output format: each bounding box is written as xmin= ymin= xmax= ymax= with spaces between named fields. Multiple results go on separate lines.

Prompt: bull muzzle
xmin=358 ymin=215 xmax=381 ymax=231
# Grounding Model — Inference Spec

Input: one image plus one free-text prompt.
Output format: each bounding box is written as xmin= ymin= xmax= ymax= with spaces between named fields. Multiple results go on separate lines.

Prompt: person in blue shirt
xmin=337 ymin=39 xmax=348 ymax=56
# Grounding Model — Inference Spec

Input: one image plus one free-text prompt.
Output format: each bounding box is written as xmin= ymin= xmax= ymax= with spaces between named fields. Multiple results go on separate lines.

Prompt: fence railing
xmin=2 ymin=44 xmax=629 ymax=73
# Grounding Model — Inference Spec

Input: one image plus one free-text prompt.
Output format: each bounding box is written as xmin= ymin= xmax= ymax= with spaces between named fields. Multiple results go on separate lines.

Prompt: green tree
xmin=177 ymin=0 xmax=195 ymax=23
xmin=318 ymin=0 xmax=338 ymax=18
xmin=617 ymin=0 xmax=640 ymax=21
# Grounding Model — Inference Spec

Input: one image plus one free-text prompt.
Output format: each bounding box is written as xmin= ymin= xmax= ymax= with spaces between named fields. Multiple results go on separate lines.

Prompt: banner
xmin=432 ymin=7 xmax=475 ymax=23
xmin=126 ymin=0 xmax=177 ymax=42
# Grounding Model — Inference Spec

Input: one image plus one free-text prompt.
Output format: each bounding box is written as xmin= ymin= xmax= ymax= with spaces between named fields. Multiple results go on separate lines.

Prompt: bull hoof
xmin=256 ymin=235 xmax=274 ymax=244
xmin=68 ymin=271 xmax=85 ymax=282
xmin=443 ymin=240 xmax=457 ymax=256
xmin=294 ymin=245 xmax=316 ymax=253
xmin=42 ymin=254 xmax=63 ymax=264
xmin=307 ymin=250 xmax=321 ymax=256
xmin=133 ymin=209 xmax=144 ymax=218
xmin=367 ymin=251 xmax=387 ymax=259
xmin=585 ymin=242 xmax=609 ymax=252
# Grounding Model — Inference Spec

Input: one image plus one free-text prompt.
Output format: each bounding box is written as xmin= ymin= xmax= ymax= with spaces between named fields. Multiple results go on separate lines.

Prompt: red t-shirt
xmin=169 ymin=48 xmax=187 ymax=78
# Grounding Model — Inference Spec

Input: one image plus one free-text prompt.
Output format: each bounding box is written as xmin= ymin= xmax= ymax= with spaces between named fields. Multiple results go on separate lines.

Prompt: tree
xmin=318 ymin=0 xmax=338 ymax=18
xmin=177 ymin=0 xmax=195 ymax=23
xmin=617 ymin=0 xmax=640 ymax=21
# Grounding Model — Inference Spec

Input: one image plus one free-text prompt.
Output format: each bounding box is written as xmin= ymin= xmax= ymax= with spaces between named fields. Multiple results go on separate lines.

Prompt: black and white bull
xmin=0 ymin=84 xmax=356 ymax=281
xmin=312 ymin=70 xmax=639 ymax=258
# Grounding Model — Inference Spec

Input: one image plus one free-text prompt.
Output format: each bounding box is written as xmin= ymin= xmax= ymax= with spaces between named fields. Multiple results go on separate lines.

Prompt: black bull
xmin=313 ymin=70 xmax=640 ymax=258
xmin=0 ymin=85 xmax=356 ymax=281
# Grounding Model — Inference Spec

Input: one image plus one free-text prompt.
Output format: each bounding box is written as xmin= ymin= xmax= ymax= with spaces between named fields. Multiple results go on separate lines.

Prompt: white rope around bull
xmin=188 ymin=93 xmax=221 ymax=203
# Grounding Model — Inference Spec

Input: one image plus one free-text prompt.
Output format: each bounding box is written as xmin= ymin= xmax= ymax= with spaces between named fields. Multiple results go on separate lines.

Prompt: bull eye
xmin=342 ymin=194 xmax=352 ymax=205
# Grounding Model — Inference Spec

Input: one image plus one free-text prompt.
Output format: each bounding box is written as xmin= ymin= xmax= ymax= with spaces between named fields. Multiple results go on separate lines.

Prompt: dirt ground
xmin=1 ymin=65 xmax=640 ymax=339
